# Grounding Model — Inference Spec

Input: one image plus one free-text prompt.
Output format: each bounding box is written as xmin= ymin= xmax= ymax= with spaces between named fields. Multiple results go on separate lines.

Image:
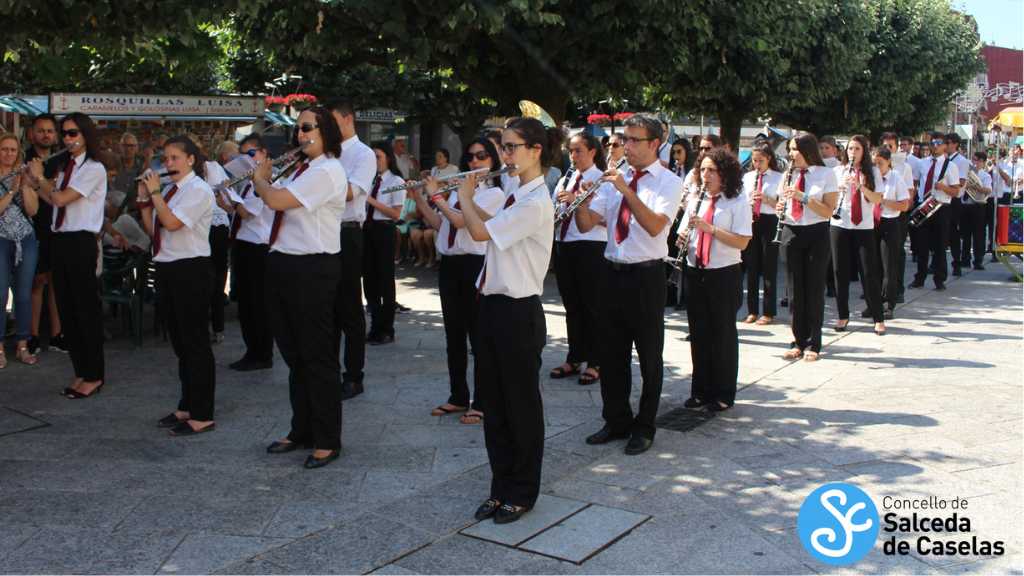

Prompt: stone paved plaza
xmin=0 ymin=258 xmax=1021 ymax=574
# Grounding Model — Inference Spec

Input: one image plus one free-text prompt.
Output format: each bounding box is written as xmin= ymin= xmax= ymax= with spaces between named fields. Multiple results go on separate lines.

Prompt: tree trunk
xmin=718 ymin=108 xmax=744 ymax=153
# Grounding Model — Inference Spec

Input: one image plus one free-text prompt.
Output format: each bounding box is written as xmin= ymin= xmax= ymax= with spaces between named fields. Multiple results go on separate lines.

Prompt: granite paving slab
xmin=518 ymin=505 xmax=650 ymax=563
xmin=460 ymin=494 xmax=587 ymax=546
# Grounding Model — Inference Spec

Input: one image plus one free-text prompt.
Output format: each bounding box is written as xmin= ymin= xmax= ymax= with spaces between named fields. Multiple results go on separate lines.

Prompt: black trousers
xmin=742 ymin=214 xmax=779 ymax=317
xmin=782 ymin=222 xmax=829 ymax=352
xmin=157 ymin=257 xmax=216 ymax=421
xmin=208 ymin=225 xmax=229 ymax=333
xmin=334 ymin=225 xmax=366 ymax=383
xmin=231 ymin=239 xmax=272 ymax=362
xmin=267 ymin=252 xmax=342 ymax=451
xmin=50 ymin=232 xmax=104 ymax=381
xmin=830 ymin=226 xmax=883 ymax=322
xmin=948 ymin=197 xmax=963 ymax=266
xmin=874 ymin=217 xmax=902 ymax=310
xmin=911 ymin=204 xmax=949 ymax=286
xmin=553 ymin=240 xmax=606 ymax=366
xmin=600 ymin=262 xmax=665 ymax=439
xmin=363 ymin=220 xmax=397 ymax=338
xmin=439 ymin=254 xmax=484 ymax=410
xmin=897 ymin=212 xmax=910 ymax=297
xmin=477 ymin=294 xmax=545 ymax=508
xmin=959 ymin=202 xmax=987 ymax=267
xmin=686 ymin=264 xmax=741 ymax=407
xmin=985 ymin=198 xmax=996 ymax=252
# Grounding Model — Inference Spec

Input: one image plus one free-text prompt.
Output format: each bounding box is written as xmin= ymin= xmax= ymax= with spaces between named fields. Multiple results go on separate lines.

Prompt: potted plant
xmin=587 ymin=113 xmax=611 ymax=126
xmin=265 ymin=95 xmax=287 ymax=113
xmin=285 ymin=93 xmax=318 ymax=111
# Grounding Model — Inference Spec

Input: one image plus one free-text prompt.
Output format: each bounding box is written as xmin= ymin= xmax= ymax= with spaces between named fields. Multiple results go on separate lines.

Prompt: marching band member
xmin=740 ymin=141 xmax=783 ymax=325
xmin=258 ymin=107 xmax=347 ymax=469
xmin=666 ymin=138 xmax=694 ymax=310
xmin=550 ymin=133 xmax=608 ymax=386
xmin=830 ymin=135 xmax=886 ymax=335
xmin=909 ymin=132 xmax=960 ymax=291
xmin=227 ymin=134 xmax=273 ymax=371
xmin=459 ymin=117 xmax=557 ymax=525
xmin=363 ymin=142 xmax=406 ymax=346
xmin=415 ymin=138 xmax=505 ymax=424
xmin=29 ymin=113 xmax=107 ymax=397
xmin=778 ymin=133 xmax=838 ymax=362
xmin=576 ymin=113 xmax=683 ymax=455
xmin=880 ymin=132 xmax=915 ymax=305
xmin=204 ymin=153 xmax=232 ymax=344
xmin=679 ymin=148 xmax=751 ymax=411
xmin=871 ymin=147 xmax=911 ymax=318
xmin=605 ymin=133 xmax=627 ymax=171
xmin=959 ymin=151 xmax=991 ymax=271
xmin=329 ymin=100 xmax=377 ymax=399
xmin=138 ymin=136 xmax=216 ymax=435
xmin=944 ymin=133 xmax=970 ymax=277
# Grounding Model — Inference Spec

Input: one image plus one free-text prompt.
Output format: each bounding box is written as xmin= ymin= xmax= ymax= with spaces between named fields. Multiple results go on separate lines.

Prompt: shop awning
xmin=264 ymin=110 xmax=295 ymax=126
xmin=0 ymin=95 xmax=45 ymax=116
xmin=990 ymin=107 xmax=1024 ymax=129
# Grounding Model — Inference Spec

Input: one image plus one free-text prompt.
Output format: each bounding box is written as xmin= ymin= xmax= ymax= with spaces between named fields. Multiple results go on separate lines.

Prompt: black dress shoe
xmin=304 ymin=449 xmax=340 ymax=469
xmin=683 ymin=397 xmax=706 ymax=409
xmin=973 ymin=264 xmax=985 ymax=271
xmin=230 ymin=358 xmax=273 ymax=371
xmin=909 ymin=280 xmax=925 ymax=289
xmin=952 ymin=267 xmax=962 ymax=277
xmin=157 ymin=413 xmax=184 ymax=428
xmin=585 ymin=426 xmax=630 ymax=445
xmin=474 ymin=499 xmax=501 ymax=521
xmin=935 ymin=283 xmax=946 ymax=291
xmin=780 ymin=298 xmax=789 ymax=308
xmin=494 ymin=503 xmax=532 ymax=524
xmin=896 ymin=294 xmax=905 ymax=303
xmin=169 ymin=421 xmax=216 ymax=436
xmin=341 ymin=380 xmax=364 ymax=400
xmin=266 ymin=440 xmax=304 ymax=454
xmin=860 ymin=308 xmax=872 ymax=318
xmin=369 ymin=334 xmax=395 ymax=346
xmin=624 ymin=435 xmax=653 ymax=455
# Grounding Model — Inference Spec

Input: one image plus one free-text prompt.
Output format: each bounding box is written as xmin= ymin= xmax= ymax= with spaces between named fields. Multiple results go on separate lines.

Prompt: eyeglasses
xmin=604 ymin=142 xmax=623 ymax=149
xmin=699 ymin=146 xmax=713 ymax=152
xmin=61 ymin=129 xmax=81 ymax=138
xmin=623 ymin=136 xmax=653 ymax=144
xmin=297 ymin=123 xmax=319 ymax=133
xmin=466 ymin=151 xmax=489 ymax=161
xmin=501 ymin=142 xmax=529 ymax=154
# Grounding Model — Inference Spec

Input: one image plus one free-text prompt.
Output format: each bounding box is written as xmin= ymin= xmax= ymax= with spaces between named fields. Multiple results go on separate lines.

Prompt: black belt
xmin=341 ymin=221 xmax=362 ymax=229
xmin=607 ymin=259 xmax=662 ymax=272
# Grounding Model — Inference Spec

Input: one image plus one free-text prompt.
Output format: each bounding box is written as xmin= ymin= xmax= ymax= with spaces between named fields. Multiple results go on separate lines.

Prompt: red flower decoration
xmin=613 ymin=112 xmax=635 ymax=122
xmin=265 ymin=95 xmax=287 ymax=106
xmin=587 ymin=113 xmax=611 ymax=125
xmin=285 ymin=93 xmax=318 ymax=105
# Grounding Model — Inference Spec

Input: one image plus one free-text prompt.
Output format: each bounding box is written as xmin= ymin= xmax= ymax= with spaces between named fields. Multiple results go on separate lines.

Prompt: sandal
xmin=66 ymin=381 xmax=104 ymax=399
xmin=578 ymin=367 xmax=600 ymax=386
xmin=755 ymin=316 xmax=773 ymax=325
xmin=874 ymin=322 xmax=886 ymax=336
xmin=783 ymin=348 xmax=803 ymax=360
xmin=431 ymin=403 xmax=468 ymax=416
xmin=741 ymin=314 xmax=757 ymax=324
xmin=834 ymin=319 xmax=849 ymax=332
xmin=16 ymin=346 xmax=38 ymax=366
xmin=803 ymin=351 xmax=820 ymax=362
xmin=460 ymin=411 xmax=483 ymax=425
xmin=549 ymin=363 xmax=580 ymax=379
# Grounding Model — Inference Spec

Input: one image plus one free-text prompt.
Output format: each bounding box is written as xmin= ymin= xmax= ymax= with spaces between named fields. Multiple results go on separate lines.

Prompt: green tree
xmin=649 ymin=0 xmax=874 ymax=150
xmin=775 ymin=0 xmax=984 ymax=138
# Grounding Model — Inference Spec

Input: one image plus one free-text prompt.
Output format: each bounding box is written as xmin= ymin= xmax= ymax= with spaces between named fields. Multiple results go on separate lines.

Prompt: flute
xmin=0 ymin=146 xmax=70 ymax=194
xmin=771 ymin=167 xmax=795 ymax=244
xmin=133 ymin=169 xmax=179 ymax=182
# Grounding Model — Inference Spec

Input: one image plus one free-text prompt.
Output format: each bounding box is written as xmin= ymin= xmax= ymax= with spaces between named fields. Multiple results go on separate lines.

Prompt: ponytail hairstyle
xmin=572 ymin=132 xmax=607 ymax=171
xmin=790 ymin=132 xmax=826 ymax=168
xmin=504 ymin=117 xmax=565 ymax=169
xmin=849 ymin=134 xmax=875 ymax=191
xmin=371 ymin=140 xmax=402 ymax=178
xmin=164 ymin=135 xmax=207 ymax=179
xmin=750 ymin=140 xmax=782 ymax=173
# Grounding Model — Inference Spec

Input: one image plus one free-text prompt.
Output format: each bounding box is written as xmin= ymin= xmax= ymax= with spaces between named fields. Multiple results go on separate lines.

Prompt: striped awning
xmin=0 ymin=95 xmax=45 ymax=116
xmin=265 ymin=110 xmax=295 ymax=126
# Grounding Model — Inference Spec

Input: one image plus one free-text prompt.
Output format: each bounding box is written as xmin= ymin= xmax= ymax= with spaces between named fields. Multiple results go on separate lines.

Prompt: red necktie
xmin=696 ymin=194 xmax=718 ymax=268
xmin=365 ymin=173 xmax=382 ymax=221
xmin=752 ymin=172 xmax=763 ymax=221
xmin=559 ymin=173 xmax=584 ymax=240
xmin=54 ymin=157 xmax=75 ymax=230
xmin=791 ymin=169 xmax=807 ymax=221
xmin=850 ymin=167 xmax=863 ymax=225
xmin=477 ymin=193 xmax=517 ymax=292
xmin=446 ymin=197 xmax=460 ymax=248
xmin=152 ymin=185 xmax=179 ymax=256
xmin=269 ymin=161 xmax=310 ymax=247
xmin=922 ymin=158 xmax=937 ymax=200
xmin=229 ymin=183 xmax=252 ymax=240
xmin=615 ymin=170 xmax=647 ymax=244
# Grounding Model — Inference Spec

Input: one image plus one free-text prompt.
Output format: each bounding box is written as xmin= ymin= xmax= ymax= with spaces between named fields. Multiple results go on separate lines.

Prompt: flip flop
xmin=431 ymin=404 xmax=468 ymax=416
xmin=460 ymin=411 xmax=483 ymax=425
xmin=578 ymin=368 xmax=600 ymax=386
xmin=549 ymin=363 xmax=580 ymax=379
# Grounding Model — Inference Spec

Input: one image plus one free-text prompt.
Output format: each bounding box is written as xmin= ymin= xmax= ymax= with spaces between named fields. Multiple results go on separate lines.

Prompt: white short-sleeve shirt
xmin=554 ymin=165 xmax=608 ymax=243
xmin=53 ymin=153 xmax=107 ymax=234
xmin=949 ymin=152 xmax=971 ymax=191
xmin=153 ymin=172 xmax=213 ymax=263
xmin=831 ymin=165 xmax=878 ymax=230
xmin=776 ymin=165 xmax=837 ymax=227
xmin=680 ymin=191 xmax=752 ymax=269
xmin=204 ymin=161 xmax=231 ymax=227
xmin=743 ymin=169 xmax=783 ymax=216
xmin=272 ymin=154 xmax=346 ymax=255
xmin=235 ymin=182 xmax=271 ymax=245
xmin=588 ymin=161 xmax=683 ymax=263
xmin=437 ymin=184 xmax=505 ymax=256
xmin=340 ymin=135 xmax=376 ymax=223
xmin=963 ymin=169 xmax=992 ymax=205
xmin=370 ymin=171 xmax=406 ymax=221
xmin=877 ymin=169 xmax=910 ymax=218
xmin=478 ymin=176 xmax=554 ymax=298
xmin=916 ymin=155 xmax=961 ymax=205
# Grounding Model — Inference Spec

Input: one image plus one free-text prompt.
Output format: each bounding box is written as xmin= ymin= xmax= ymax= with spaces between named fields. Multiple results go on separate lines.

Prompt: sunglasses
xmin=604 ymin=142 xmax=623 ymax=149
xmin=61 ymin=129 xmax=81 ymax=138
xmin=297 ymin=123 xmax=319 ymax=133
xmin=931 ymin=139 xmax=944 ymax=145
xmin=466 ymin=151 xmax=489 ymax=161
xmin=245 ymin=149 xmax=259 ymax=157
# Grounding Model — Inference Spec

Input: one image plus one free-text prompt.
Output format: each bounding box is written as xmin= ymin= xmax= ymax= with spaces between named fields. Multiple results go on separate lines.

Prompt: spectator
xmin=215 ymin=141 xmax=239 ymax=165
xmin=430 ymin=148 xmax=460 ymax=179
xmin=0 ymin=133 xmax=41 ymax=367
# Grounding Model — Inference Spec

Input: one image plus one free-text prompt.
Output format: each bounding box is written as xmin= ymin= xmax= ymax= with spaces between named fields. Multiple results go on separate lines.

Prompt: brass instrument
xmin=964 ymin=167 xmax=991 ymax=203
xmin=0 ymin=146 xmax=70 ymax=195
xmin=519 ymin=100 xmax=557 ymax=128
xmin=213 ymin=143 xmax=309 ymax=193
xmin=772 ymin=167 xmax=795 ymax=244
xmin=555 ymin=179 xmax=602 ymax=222
xmin=666 ymin=184 xmax=707 ymax=271
xmin=908 ymin=196 xmax=943 ymax=227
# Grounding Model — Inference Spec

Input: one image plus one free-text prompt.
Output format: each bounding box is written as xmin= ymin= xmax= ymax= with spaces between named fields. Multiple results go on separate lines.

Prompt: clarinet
xmin=833 ymin=163 xmax=855 ymax=220
xmin=771 ymin=167 xmax=795 ymax=244
xmin=675 ymin=183 xmax=707 ymax=266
